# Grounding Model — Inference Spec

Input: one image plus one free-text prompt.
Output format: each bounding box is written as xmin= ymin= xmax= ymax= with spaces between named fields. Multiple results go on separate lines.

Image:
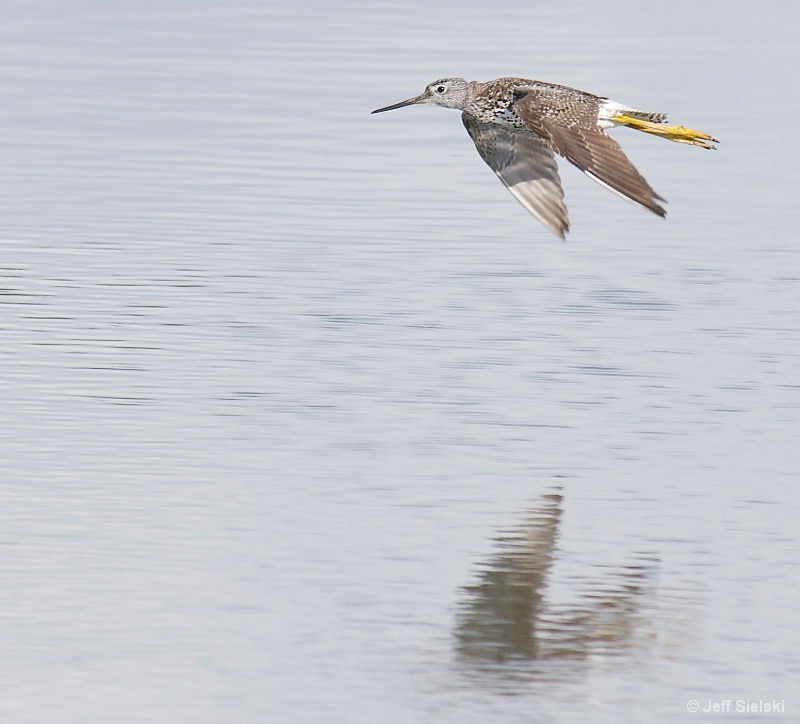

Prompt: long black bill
xmin=371 ymin=95 xmax=425 ymax=114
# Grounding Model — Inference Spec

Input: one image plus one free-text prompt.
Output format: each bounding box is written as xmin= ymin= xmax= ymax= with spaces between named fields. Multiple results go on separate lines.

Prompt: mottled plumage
xmin=372 ymin=77 xmax=718 ymax=238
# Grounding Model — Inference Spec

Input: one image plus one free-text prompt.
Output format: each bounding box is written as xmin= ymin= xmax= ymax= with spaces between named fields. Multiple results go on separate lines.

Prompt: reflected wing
xmin=514 ymin=96 xmax=666 ymax=218
xmin=462 ymin=114 xmax=569 ymax=239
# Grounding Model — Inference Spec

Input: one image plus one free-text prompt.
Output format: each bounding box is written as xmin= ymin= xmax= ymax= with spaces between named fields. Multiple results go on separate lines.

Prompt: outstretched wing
xmin=462 ymin=113 xmax=570 ymax=239
xmin=513 ymin=92 xmax=667 ymax=218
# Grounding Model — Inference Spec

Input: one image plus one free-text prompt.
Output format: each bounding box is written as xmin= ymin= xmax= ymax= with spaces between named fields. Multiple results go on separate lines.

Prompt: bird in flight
xmin=372 ymin=77 xmax=718 ymax=238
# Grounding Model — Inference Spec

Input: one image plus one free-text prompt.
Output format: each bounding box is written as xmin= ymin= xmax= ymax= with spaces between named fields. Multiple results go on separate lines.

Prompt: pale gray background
xmin=1 ymin=1 xmax=798 ymax=722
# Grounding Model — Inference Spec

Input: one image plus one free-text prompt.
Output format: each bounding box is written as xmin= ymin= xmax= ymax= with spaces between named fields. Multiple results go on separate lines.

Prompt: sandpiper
xmin=372 ymin=77 xmax=718 ymax=238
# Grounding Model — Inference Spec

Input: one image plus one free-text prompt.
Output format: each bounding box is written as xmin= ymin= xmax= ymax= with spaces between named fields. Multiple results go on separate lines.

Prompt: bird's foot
xmin=614 ymin=114 xmax=719 ymax=149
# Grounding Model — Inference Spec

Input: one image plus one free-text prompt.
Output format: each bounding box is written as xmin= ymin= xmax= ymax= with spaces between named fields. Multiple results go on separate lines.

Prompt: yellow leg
xmin=613 ymin=114 xmax=719 ymax=149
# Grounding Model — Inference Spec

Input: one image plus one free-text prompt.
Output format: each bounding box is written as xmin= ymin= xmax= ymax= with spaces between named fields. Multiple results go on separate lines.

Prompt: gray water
xmin=1 ymin=1 xmax=799 ymax=722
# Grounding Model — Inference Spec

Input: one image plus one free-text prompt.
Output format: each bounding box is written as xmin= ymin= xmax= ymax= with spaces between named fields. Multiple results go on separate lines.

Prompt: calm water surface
xmin=1 ymin=1 xmax=799 ymax=722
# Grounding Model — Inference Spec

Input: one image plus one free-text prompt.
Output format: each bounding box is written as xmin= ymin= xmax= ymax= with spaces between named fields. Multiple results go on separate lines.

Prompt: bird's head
xmin=372 ymin=78 xmax=470 ymax=113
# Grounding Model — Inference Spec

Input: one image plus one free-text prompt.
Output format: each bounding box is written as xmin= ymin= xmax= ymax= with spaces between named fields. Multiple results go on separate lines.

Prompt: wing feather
xmin=514 ymin=94 xmax=667 ymax=218
xmin=462 ymin=113 xmax=569 ymax=238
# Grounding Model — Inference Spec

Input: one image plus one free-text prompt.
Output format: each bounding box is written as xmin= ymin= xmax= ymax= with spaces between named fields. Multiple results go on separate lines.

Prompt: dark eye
xmin=435 ymin=85 xmax=446 ymax=93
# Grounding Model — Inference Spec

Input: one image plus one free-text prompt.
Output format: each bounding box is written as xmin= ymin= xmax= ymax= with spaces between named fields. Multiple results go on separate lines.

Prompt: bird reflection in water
xmin=455 ymin=491 xmax=659 ymax=669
